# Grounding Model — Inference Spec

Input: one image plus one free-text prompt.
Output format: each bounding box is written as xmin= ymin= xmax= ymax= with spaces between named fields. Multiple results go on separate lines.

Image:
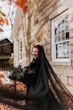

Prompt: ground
xmin=0 ymin=73 xmax=27 ymax=110
xmin=0 ymin=73 xmax=73 ymax=110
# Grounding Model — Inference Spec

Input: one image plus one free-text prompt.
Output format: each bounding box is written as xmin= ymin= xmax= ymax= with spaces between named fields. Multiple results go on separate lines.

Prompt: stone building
xmin=11 ymin=0 xmax=73 ymax=94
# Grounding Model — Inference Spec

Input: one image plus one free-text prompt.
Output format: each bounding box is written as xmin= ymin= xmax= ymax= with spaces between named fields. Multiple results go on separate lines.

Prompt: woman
xmin=7 ymin=44 xmax=70 ymax=110
xmin=15 ymin=44 xmax=70 ymax=110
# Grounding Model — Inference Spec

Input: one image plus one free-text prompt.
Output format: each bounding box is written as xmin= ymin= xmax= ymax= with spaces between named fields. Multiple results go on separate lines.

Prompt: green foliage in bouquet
xmin=17 ymin=66 xmax=29 ymax=80
xmin=9 ymin=65 xmax=29 ymax=81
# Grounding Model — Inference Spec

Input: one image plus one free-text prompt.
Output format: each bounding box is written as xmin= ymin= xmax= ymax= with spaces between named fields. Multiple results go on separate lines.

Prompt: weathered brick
xmin=61 ymin=75 xmax=68 ymax=84
xmin=68 ymin=77 xmax=73 ymax=86
xmin=66 ymin=85 xmax=73 ymax=95
xmin=69 ymin=22 xmax=73 ymax=30
xmin=70 ymin=29 xmax=73 ymax=38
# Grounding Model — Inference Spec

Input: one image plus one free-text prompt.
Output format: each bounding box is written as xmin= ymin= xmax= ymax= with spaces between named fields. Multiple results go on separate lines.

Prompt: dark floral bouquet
xmin=9 ymin=65 xmax=24 ymax=81
xmin=16 ymin=66 xmax=29 ymax=81
xmin=9 ymin=64 xmax=37 ymax=84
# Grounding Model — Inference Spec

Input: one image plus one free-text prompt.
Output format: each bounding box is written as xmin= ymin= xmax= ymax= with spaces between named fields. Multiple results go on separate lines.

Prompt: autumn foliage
xmin=1 ymin=0 xmax=28 ymax=12
xmin=0 ymin=18 xmax=9 ymax=26
xmin=0 ymin=0 xmax=28 ymax=26
xmin=15 ymin=0 xmax=28 ymax=12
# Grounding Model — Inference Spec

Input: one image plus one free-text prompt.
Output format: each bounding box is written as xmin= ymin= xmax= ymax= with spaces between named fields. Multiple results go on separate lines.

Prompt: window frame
xmin=18 ymin=39 xmax=23 ymax=61
xmin=51 ymin=11 xmax=70 ymax=62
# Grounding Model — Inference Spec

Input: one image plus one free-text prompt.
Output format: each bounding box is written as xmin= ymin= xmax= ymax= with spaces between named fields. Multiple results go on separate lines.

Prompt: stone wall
xmin=11 ymin=0 xmax=73 ymax=94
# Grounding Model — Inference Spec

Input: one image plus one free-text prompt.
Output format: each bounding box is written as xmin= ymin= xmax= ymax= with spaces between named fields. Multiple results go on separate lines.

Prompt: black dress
xmin=23 ymin=58 xmax=41 ymax=95
xmin=7 ymin=45 xmax=69 ymax=110
xmin=21 ymin=57 xmax=68 ymax=110
xmin=21 ymin=46 xmax=69 ymax=110
xmin=23 ymin=58 xmax=50 ymax=110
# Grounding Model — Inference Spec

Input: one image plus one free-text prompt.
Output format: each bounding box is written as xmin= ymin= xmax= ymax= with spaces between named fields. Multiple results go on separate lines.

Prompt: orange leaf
xmin=0 ymin=74 xmax=5 ymax=78
xmin=0 ymin=18 xmax=4 ymax=25
xmin=4 ymin=18 xmax=9 ymax=25
xmin=15 ymin=0 xmax=28 ymax=12
xmin=0 ymin=18 xmax=9 ymax=25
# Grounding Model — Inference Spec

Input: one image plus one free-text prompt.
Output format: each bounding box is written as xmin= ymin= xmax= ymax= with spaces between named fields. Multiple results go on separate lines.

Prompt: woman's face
xmin=32 ymin=47 xmax=39 ymax=59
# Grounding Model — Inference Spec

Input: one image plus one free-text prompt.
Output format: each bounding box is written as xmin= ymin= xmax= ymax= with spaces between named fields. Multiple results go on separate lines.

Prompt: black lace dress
xmin=20 ymin=57 xmax=68 ymax=110
xmin=23 ymin=58 xmax=50 ymax=110
xmin=8 ymin=45 xmax=69 ymax=110
xmin=23 ymin=58 xmax=41 ymax=95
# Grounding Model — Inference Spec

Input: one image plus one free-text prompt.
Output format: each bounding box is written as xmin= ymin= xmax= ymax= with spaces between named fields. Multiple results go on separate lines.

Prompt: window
xmin=52 ymin=11 xmax=70 ymax=62
xmin=18 ymin=40 xmax=22 ymax=60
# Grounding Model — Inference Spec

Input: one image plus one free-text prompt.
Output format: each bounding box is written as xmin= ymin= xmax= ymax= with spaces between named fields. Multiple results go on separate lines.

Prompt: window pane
xmin=65 ymin=15 xmax=69 ymax=32
xmin=56 ymin=43 xmax=63 ymax=58
xmin=19 ymin=41 xmax=22 ymax=52
xmin=62 ymin=32 xmax=66 ymax=40
xmin=66 ymin=32 xmax=69 ymax=39
xmin=58 ymin=33 xmax=62 ymax=42
xmin=63 ymin=42 xmax=69 ymax=58
xmin=20 ymin=53 xmax=22 ymax=59
xmin=54 ymin=14 xmax=69 ymax=43
xmin=55 ymin=28 xmax=58 ymax=42
xmin=56 ymin=42 xmax=69 ymax=58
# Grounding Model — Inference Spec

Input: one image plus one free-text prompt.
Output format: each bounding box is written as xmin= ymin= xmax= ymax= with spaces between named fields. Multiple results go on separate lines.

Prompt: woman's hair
xmin=33 ymin=45 xmax=46 ymax=60
xmin=33 ymin=45 xmax=41 ymax=53
xmin=32 ymin=45 xmax=44 ymax=57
